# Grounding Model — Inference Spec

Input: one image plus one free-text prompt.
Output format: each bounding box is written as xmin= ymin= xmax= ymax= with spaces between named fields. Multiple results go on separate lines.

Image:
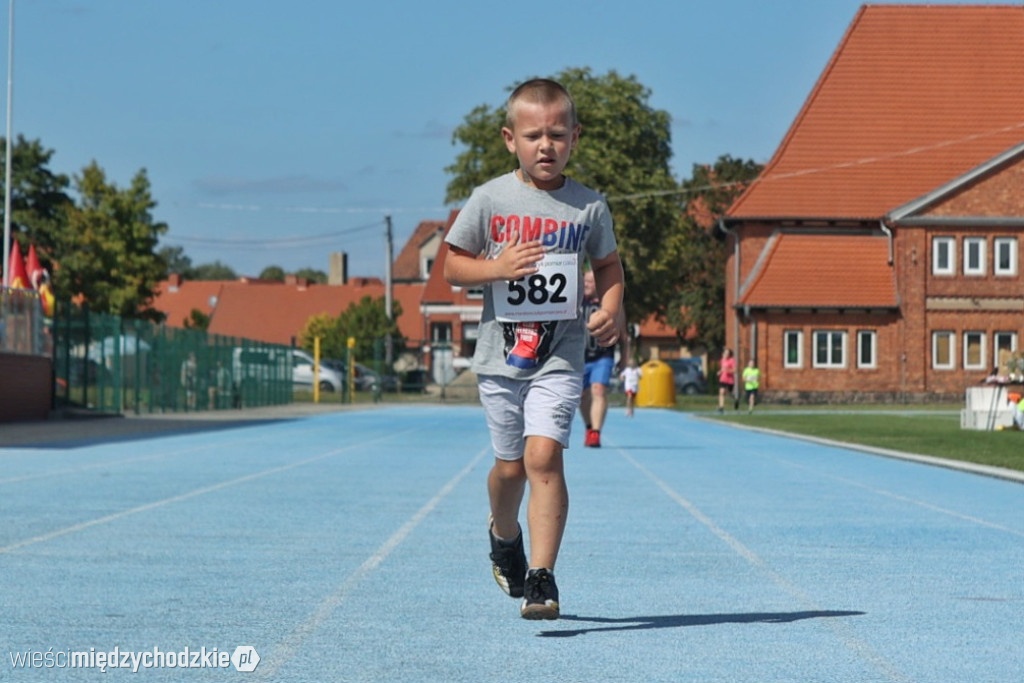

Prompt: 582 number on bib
xmin=494 ymin=253 xmax=578 ymax=322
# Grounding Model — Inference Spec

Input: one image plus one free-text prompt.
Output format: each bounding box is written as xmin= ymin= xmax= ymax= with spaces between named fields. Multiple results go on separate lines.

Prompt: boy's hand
xmin=587 ymin=308 xmax=619 ymax=347
xmin=493 ymin=230 xmax=545 ymax=280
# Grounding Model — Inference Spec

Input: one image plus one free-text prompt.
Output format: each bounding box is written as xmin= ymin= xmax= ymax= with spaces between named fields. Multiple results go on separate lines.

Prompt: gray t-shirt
xmin=445 ymin=171 xmax=617 ymax=379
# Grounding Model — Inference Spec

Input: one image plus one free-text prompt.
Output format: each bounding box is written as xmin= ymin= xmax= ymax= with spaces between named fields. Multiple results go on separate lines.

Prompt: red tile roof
xmin=739 ymin=233 xmax=897 ymax=308
xmin=729 ymin=5 xmax=1024 ymax=221
xmin=152 ymin=278 xmax=225 ymax=328
xmin=204 ymin=280 xmax=426 ymax=346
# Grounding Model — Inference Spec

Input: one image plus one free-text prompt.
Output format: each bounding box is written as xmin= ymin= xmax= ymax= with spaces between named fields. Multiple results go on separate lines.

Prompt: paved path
xmin=2 ymin=405 xmax=1022 ymax=681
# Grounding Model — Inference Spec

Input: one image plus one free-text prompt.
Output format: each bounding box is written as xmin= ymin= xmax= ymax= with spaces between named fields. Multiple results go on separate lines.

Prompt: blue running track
xmin=2 ymin=406 xmax=1023 ymax=681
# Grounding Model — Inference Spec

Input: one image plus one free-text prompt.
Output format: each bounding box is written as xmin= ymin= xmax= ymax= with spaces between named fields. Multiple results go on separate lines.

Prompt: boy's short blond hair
xmin=505 ymin=78 xmax=578 ymax=129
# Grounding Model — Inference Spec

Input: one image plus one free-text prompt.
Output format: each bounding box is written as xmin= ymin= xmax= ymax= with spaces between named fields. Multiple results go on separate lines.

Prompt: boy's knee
xmin=493 ymin=458 xmax=527 ymax=481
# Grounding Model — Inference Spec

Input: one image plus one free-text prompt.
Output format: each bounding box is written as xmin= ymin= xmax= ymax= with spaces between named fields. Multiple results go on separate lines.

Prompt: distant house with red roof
xmin=723 ymin=4 xmax=1024 ymax=401
xmin=153 ymin=212 xmax=700 ymax=382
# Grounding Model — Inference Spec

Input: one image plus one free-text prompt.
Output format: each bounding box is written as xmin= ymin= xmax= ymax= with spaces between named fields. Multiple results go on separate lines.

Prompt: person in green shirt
xmin=742 ymin=358 xmax=760 ymax=413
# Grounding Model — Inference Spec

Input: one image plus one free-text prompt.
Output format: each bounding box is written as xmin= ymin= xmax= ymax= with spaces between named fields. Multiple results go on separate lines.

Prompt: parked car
xmin=664 ymin=358 xmax=707 ymax=395
xmin=321 ymin=359 xmax=399 ymax=392
xmin=292 ymin=349 xmax=344 ymax=392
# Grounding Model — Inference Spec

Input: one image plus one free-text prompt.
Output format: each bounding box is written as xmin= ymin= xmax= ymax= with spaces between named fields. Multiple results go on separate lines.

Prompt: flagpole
xmin=2 ymin=0 xmax=12 ymax=286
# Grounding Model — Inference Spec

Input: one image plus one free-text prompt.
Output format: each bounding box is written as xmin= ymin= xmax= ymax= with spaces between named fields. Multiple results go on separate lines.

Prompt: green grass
xmin=689 ymin=398 xmax=1024 ymax=473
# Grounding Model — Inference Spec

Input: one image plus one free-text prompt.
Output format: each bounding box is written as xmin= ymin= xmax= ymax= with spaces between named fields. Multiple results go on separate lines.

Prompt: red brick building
xmin=723 ymin=5 xmax=1024 ymax=402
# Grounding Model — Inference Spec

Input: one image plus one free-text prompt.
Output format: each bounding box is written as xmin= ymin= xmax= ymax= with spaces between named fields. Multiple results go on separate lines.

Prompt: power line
xmin=163 ymin=220 xmax=383 ymax=249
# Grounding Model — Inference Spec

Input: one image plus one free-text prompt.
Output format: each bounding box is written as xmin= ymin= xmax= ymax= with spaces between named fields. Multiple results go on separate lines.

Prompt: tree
xmin=193 ymin=261 xmax=237 ymax=281
xmin=294 ymin=267 xmax=327 ymax=284
xmin=259 ymin=265 xmax=285 ymax=282
xmin=54 ymin=163 xmax=168 ymax=321
xmin=159 ymin=245 xmax=195 ymax=277
xmin=183 ymin=308 xmax=210 ymax=331
xmin=299 ymin=296 xmax=404 ymax=364
xmin=663 ymin=155 xmax=763 ymax=350
xmin=444 ymin=67 xmax=683 ymax=324
xmin=0 ymin=136 xmax=73 ymax=271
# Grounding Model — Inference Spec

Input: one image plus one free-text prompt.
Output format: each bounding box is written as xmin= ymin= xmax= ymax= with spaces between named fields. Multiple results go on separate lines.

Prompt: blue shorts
xmin=583 ymin=356 xmax=614 ymax=390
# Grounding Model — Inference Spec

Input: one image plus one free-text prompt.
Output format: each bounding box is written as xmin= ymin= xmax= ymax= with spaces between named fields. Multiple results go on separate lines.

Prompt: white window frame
xmin=783 ymin=329 xmax=803 ymax=368
xmin=932 ymin=236 xmax=955 ymax=275
xmin=994 ymin=331 xmax=1017 ymax=369
xmin=963 ymin=331 xmax=986 ymax=370
xmin=813 ymin=330 xmax=846 ymax=368
xmin=995 ymin=237 xmax=1017 ymax=276
xmin=857 ymin=330 xmax=877 ymax=369
xmin=932 ymin=331 xmax=955 ymax=370
xmin=963 ymin=237 xmax=986 ymax=275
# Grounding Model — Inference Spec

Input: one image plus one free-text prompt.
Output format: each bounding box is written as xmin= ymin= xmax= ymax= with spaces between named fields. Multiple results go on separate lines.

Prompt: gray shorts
xmin=478 ymin=372 xmax=583 ymax=461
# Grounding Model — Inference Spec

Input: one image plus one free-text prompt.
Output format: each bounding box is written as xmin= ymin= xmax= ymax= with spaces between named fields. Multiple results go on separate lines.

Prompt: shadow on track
xmin=537 ymin=610 xmax=865 ymax=637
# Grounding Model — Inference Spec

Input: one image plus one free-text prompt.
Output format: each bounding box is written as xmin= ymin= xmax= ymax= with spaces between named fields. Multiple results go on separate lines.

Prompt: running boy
xmin=580 ymin=270 xmax=616 ymax=446
xmin=444 ymin=78 xmax=624 ymax=620
xmin=619 ymin=358 xmax=642 ymax=417
xmin=743 ymin=358 xmax=760 ymax=413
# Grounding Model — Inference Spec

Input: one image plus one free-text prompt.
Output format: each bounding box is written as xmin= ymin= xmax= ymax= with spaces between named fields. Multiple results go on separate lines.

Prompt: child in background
xmin=742 ymin=358 xmax=760 ymax=413
xmin=619 ymin=358 xmax=642 ymax=417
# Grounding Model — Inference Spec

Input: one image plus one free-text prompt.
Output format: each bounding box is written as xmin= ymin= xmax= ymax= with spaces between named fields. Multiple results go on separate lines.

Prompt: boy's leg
xmin=488 ymin=458 xmax=526 ymax=540
xmin=523 ymin=435 xmax=568 ymax=570
xmin=521 ymin=435 xmax=566 ymax=620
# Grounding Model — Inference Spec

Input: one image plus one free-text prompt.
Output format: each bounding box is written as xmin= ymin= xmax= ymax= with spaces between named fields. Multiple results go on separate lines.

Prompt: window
xmin=963 ymin=237 xmax=986 ymax=275
xmin=932 ymin=331 xmax=955 ymax=369
xmin=813 ymin=330 xmax=846 ymax=368
xmin=995 ymin=237 xmax=1017 ymax=276
xmin=460 ymin=322 xmax=479 ymax=358
xmin=932 ymin=236 xmax=955 ymax=275
xmin=963 ymin=331 xmax=985 ymax=370
xmin=430 ymin=322 xmax=452 ymax=343
xmin=994 ymin=331 xmax=1017 ymax=370
xmin=857 ymin=330 xmax=877 ymax=369
xmin=783 ymin=330 xmax=803 ymax=368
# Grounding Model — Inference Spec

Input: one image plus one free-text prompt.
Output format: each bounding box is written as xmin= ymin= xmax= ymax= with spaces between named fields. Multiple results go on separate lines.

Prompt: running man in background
xmin=580 ymin=270 xmax=616 ymax=447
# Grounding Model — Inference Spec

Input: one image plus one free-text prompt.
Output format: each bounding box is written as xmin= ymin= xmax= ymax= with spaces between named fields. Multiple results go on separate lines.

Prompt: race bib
xmin=494 ymin=253 xmax=578 ymax=322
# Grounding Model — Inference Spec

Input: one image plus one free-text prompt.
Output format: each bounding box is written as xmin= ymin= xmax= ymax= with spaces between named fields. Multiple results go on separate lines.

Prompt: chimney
xmin=168 ymin=273 xmax=183 ymax=290
xmin=329 ymin=252 xmax=348 ymax=285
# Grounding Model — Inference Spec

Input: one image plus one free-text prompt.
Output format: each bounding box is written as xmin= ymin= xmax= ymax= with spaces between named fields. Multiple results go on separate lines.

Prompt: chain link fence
xmin=46 ymin=303 xmax=475 ymax=416
xmin=51 ymin=304 xmax=294 ymax=414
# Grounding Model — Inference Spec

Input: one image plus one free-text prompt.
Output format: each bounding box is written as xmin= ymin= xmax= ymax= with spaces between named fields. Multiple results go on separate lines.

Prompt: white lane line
xmin=0 ymin=432 xmax=409 ymax=555
xmin=776 ymin=462 xmax=1024 ymax=538
xmin=0 ymin=420 xmax=350 ymax=485
xmin=0 ymin=442 xmax=226 ymax=484
xmin=618 ymin=447 xmax=914 ymax=683
xmin=253 ymin=444 xmax=489 ymax=681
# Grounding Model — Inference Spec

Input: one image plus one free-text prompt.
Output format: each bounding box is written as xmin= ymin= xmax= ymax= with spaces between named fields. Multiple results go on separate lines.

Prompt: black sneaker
xmin=520 ymin=568 xmax=560 ymax=620
xmin=488 ymin=516 xmax=526 ymax=598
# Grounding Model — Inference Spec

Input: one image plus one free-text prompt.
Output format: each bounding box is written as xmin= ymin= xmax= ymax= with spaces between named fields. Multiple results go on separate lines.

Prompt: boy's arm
xmin=443 ymin=231 xmax=546 ymax=287
xmin=588 ymin=250 xmax=625 ymax=348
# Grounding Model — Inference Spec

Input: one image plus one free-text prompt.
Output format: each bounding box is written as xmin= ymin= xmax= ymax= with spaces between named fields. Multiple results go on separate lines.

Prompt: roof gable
xmin=739 ymin=233 xmax=897 ymax=309
xmin=729 ymin=5 xmax=1024 ymax=221
xmin=889 ymin=143 xmax=1024 ymax=223
xmin=392 ymin=219 xmax=446 ymax=281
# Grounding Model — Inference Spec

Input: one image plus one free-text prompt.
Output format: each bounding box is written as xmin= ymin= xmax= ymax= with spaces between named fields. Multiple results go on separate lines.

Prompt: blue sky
xmin=9 ymin=0 xmax=975 ymax=279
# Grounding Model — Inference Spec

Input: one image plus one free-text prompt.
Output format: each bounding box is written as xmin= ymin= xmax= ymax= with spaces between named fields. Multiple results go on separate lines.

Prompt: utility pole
xmin=385 ymin=214 xmax=393 ymax=321
xmin=384 ymin=215 xmax=394 ymax=367
xmin=2 ymin=0 xmax=13 ymax=285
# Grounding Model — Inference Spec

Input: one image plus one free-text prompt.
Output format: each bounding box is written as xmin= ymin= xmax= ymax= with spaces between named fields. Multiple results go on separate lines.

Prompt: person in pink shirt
xmin=717 ymin=348 xmax=736 ymax=413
